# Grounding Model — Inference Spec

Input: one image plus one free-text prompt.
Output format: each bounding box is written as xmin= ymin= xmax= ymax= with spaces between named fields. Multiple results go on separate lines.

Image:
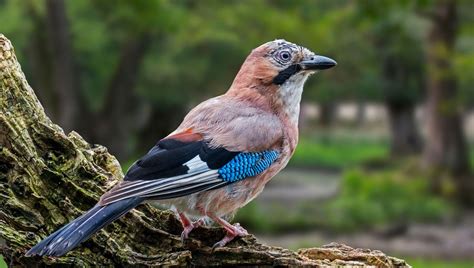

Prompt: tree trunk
xmin=24 ymin=0 xmax=55 ymax=119
xmin=94 ymin=33 xmax=152 ymax=161
xmin=0 ymin=35 xmax=409 ymax=267
xmin=387 ymin=103 xmax=421 ymax=156
xmin=318 ymin=102 xmax=336 ymax=127
xmin=44 ymin=0 xmax=78 ymax=132
xmin=379 ymin=45 xmax=422 ymax=157
xmin=370 ymin=13 xmax=424 ymax=159
xmin=422 ymin=0 xmax=472 ymax=203
xmin=136 ymin=105 xmax=186 ymax=155
xmin=355 ymin=101 xmax=366 ymax=126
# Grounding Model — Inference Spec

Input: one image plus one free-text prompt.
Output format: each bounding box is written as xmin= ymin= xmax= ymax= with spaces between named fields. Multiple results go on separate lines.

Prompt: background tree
xmin=356 ymin=2 xmax=426 ymax=156
xmin=421 ymin=0 xmax=472 ymax=204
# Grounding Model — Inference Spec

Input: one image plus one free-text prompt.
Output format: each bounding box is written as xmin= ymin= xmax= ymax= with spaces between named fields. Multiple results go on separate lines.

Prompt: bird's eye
xmin=277 ymin=51 xmax=292 ymax=62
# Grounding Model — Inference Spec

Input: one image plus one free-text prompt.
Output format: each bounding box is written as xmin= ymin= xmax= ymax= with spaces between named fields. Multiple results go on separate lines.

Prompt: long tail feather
xmin=26 ymin=197 xmax=143 ymax=257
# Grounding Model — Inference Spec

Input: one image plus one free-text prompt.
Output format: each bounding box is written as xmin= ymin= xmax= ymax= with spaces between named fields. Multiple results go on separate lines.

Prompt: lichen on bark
xmin=0 ymin=34 xmax=409 ymax=267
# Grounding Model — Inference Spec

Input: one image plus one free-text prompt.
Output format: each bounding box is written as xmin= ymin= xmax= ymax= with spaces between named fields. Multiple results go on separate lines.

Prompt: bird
xmin=26 ymin=39 xmax=336 ymax=257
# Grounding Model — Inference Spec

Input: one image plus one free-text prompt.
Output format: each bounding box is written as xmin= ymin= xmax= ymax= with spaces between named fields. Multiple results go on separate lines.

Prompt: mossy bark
xmin=0 ymin=34 xmax=409 ymax=267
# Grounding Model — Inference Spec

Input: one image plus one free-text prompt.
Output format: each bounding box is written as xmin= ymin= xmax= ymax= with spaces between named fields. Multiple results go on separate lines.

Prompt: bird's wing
xmin=99 ymin=130 xmax=280 ymax=205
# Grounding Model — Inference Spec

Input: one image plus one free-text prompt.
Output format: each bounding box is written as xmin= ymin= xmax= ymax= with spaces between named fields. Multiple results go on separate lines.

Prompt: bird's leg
xmin=178 ymin=212 xmax=204 ymax=241
xmin=208 ymin=214 xmax=248 ymax=248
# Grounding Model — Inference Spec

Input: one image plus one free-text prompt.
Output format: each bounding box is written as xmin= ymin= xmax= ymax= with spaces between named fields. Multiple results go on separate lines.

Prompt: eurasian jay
xmin=26 ymin=39 xmax=336 ymax=256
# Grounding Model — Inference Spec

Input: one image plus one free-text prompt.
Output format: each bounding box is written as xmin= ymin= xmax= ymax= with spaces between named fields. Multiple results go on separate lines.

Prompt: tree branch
xmin=0 ymin=34 xmax=409 ymax=267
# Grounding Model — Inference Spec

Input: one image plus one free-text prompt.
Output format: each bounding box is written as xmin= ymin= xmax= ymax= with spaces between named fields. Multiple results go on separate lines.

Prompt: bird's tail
xmin=26 ymin=197 xmax=143 ymax=257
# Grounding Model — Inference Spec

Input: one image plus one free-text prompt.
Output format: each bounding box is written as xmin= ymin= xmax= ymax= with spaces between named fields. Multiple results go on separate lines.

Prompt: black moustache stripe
xmin=272 ymin=64 xmax=302 ymax=85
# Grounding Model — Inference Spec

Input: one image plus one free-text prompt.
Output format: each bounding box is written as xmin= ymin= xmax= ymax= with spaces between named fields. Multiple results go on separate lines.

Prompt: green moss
xmin=0 ymin=255 xmax=6 ymax=268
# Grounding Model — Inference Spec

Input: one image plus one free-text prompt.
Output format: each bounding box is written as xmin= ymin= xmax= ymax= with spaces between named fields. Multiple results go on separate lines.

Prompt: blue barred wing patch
xmin=218 ymin=151 xmax=279 ymax=182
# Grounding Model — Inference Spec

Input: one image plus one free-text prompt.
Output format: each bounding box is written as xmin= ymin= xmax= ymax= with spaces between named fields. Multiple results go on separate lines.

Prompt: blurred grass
xmin=289 ymin=131 xmax=389 ymax=169
xmin=406 ymin=258 xmax=473 ymax=268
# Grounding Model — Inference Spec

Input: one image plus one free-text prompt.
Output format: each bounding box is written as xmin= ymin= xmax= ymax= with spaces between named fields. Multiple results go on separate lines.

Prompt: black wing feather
xmin=200 ymin=145 xmax=238 ymax=169
xmin=125 ymin=140 xmax=202 ymax=181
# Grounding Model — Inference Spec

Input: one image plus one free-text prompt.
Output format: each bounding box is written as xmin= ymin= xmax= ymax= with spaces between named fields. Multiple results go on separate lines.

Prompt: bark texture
xmin=0 ymin=34 xmax=409 ymax=267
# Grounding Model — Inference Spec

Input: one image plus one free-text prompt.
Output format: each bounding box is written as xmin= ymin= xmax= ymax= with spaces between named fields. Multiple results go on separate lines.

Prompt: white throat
xmin=278 ymin=72 xmax=310 ymax=123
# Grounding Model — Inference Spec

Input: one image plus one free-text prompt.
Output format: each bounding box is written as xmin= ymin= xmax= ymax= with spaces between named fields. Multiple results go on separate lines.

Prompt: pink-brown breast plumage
xmin=166 ymin=94 xmax=299 ymax=218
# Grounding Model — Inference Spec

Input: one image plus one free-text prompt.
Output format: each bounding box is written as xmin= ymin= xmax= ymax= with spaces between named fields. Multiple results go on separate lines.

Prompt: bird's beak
xmin=299 ymin=55 xmax=337 ymax=70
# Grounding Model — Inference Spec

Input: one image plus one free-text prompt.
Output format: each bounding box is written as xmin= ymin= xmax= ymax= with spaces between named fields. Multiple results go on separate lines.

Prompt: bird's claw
xmin=232 ymin=223 xmax=248 ymax=235
xmin=212 ymin=223 xmax=248 ymax=249
xmin=180 ymin=227 xmax=192 ymax=242
xmin=212 ymin=239 xmax=228 ymax=249
xmin=180 ymin=218 xmax=205 ymax=242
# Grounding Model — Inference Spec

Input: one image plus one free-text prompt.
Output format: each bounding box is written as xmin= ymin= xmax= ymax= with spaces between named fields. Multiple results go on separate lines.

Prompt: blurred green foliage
xmin=1 ymin=0 xmax=472 ymax=115
xmin=322 ymin=167 xmax=453 ymax=231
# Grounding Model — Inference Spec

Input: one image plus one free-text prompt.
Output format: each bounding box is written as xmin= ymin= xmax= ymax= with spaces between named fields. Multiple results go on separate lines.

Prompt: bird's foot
xmin=180 ymin=218 xmax=205 ymax=242
xmin=212 ymin=223 xmax=248 ymax=249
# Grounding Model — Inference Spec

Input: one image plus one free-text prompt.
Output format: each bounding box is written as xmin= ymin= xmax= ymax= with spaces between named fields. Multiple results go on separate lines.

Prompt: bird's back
xmin=174 ymin=95 xmax=285 ymax=153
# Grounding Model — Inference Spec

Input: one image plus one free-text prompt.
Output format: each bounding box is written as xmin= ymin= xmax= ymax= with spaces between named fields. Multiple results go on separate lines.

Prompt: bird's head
xmin=228 ymin=39 xmax=336 ymax=121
